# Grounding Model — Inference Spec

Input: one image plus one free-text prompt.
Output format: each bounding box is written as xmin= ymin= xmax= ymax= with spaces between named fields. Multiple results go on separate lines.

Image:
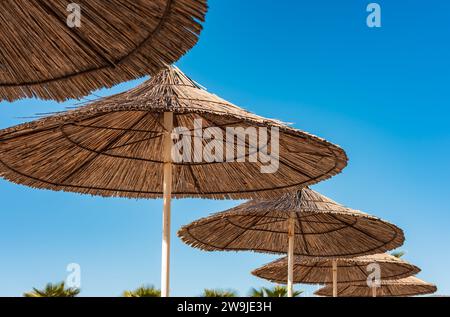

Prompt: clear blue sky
xmin=0 ymin=0 xmax=449 ymax=296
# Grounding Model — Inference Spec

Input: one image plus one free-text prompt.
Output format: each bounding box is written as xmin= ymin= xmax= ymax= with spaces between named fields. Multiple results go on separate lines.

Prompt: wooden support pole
xmin=287 ymin=214 xmax=295 ymax=298
xmin=161 ymin=112 xmax=173 ymax=298
xmin=332 ymin=259 xmax=338 ymax=298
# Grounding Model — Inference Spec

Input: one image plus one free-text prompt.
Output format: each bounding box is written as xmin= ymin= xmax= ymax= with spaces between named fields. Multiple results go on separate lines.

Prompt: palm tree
xmin=23 ymin=282 xmax=80 ymax=297
xmin=202 ymin=289 xmax=238 ymax=297
xmin=249 ymin=287 xmax=265 ymax=297
xmin=249 ymin=286 xmax=302 ymax=297
xmin=391 ymin=250 xmax=406 ymax=258
xmin=123 ymin=285 xmax=161 ymax=297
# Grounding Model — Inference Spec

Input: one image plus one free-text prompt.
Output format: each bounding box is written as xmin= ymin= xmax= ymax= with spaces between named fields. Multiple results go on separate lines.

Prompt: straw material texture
xmin=252 ymin=254 xmax=420 ymax=285
xmin=0 ymin=67 xmax=347 ymax=199
xmin=0 ymin=0 xmax=207 ymax=101
xmin=315 ymin=276 xmax=437 ymax=297
xmin=178 ymin=188 xmax=404 ymax=257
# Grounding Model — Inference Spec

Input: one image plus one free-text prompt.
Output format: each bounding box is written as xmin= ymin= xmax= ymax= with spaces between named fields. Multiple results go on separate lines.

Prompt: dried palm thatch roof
xmin=252 ymin=253 xmax=420 ymax=285
xmin=0 ymin=66 xmax=348 ymax=199
xmin=178 ymin=188 xmax=404 ymax=257
xmin=315 ymin=276 xmax=437 ymax=297
xmin=0 ymin=0 xmax=207 ymax=102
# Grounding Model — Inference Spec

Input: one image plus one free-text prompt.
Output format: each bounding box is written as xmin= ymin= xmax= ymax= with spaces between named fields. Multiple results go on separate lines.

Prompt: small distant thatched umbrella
xmin=315 ymin=276 xmax=437 ymax=297
xmin=252 ymin=253 xmax=420 ymax=297
xmin=0 ymin=67 xmax=348 ymax=296
xmin=178 ymin=188 xmax=404 ymax=297
xmin=0 ymin=0 xmax=207 ymax=101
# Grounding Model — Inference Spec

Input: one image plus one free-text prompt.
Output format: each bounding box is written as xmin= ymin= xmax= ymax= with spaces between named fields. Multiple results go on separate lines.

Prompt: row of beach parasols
xmin=0 ymin=1 xmax=436 ymax=297
xmin=178 ymin=188 xmax=437 ymax=297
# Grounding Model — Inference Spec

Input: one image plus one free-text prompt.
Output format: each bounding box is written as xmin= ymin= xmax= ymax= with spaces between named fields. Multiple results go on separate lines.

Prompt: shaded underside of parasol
xmin=315 ymin=276 xmax=437 ymax=297
xmin=252 ymin=253 xmax=420 ymax=285
xmin=0 ymin=0 xmax=207 ymax=101
xmin=0 ymin=67 xmax=348 ymax=199
xmin=178 ymin=188 xmax=404 ymax=257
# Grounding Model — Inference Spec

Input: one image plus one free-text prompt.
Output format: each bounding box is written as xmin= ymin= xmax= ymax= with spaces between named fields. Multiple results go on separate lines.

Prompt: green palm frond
xmin=250 ymin=286 xmax=302 ymax=297
xmin=202 ymin=289 xmax=238 ymax=297
xmin=391 ymin=250 xmax=406 ymax=258
xmin=123 ymin=285 xmax=161 ymax=297
xmin=249 ymin=287 xmax=265 ymax=297
xmin=23 ymin=282 xmax=80 ymax=297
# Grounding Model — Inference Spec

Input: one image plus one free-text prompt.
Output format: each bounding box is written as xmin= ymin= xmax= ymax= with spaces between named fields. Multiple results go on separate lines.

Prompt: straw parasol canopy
xmin=252 ymin=253 xmax=420 ymax=285
xmin=177 ymin=188 xmax=404 ymax=258
xmin=315 ymin=276 xmax=437 ymax=297
xmin=0 ymin=67 xmax=347 ymax=200
xmin=0 ymin=0 xmax=207 ymax=102
xmin=0 ymin=66 xmax=347 ymax=297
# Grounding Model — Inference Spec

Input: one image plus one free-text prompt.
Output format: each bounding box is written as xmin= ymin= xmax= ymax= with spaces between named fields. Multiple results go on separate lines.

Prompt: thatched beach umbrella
xmin=178 ymin=188 xmax=404 ymax=297
xmin=0 ymin=0 xmax=207 ymax=102
xmin=315 ymin=276 xmax=437 ymax=297
xmin=0 ymin=66 xmax=347 ymax=296
xmin=252 ymin=253 xmax=420 ymax=297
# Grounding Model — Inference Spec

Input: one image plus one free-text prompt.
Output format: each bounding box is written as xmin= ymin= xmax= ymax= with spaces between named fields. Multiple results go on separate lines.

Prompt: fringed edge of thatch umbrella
xmin=0 ymin=0 xmax=208 ymax=102
xmin=251 ymin=254 xmax=421 ymax=285
xmin=314 ymin=277 xmax=437 ymax=297
xmin=0 ymin=170 xmax=346 ymax=200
